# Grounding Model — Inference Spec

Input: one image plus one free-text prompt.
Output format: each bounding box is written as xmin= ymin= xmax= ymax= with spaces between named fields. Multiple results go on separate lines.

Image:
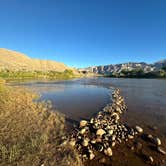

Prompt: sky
xmin=0 ymin=0 xmax=166 ymax=68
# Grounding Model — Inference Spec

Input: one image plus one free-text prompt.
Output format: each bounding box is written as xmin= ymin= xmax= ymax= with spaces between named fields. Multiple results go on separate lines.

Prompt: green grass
xmin=0 ymin=69 xmax=76 ymax=81
xmin=0 ymin=84 xmax=82 ymax=166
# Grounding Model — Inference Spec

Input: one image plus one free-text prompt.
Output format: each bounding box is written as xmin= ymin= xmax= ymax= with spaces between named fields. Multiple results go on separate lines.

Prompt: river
xmin=12 ymin=77 xmax=166 ymax=166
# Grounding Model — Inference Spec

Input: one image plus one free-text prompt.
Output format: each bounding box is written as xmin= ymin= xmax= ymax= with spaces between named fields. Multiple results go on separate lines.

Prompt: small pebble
xmin=82 ymin=138 xmax=89 ymax=147
xmin=69 ymin=140 xmax=76 ymax=147
xmin=157 ymin=146 xmax=166 ymax=155
xmin=80 ymin=128 xmax=86 ymax=135
xmin=96 ymin=129 xmax=106 ymax=137
xmin=149 ymin=156 xmax=154 ymax=163
xmin=135 ymin=126 xmax=143 ymax=133
xmin=104 ymin=147 xmax=113 ymax=156
xmin=89 ymin=153 xmax=95 ymax=160
xmin=80 ymin=120 xmax=88 ymax=128
xmin=155 ymin=137 xmax=161 ymax=146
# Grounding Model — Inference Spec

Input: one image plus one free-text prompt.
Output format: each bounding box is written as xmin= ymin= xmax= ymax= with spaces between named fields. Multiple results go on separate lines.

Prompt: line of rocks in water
xmin=68 ymin=88 xmax=166 ymax=163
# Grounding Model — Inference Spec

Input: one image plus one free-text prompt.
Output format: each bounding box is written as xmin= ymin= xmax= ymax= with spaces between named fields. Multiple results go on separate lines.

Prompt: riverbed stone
xmin=135 ymin=126 xmax=143 ymax=133
xmin=80 ymin=128 xmax=86 ymax=135
xmin=149 ymin=156 xmax=154 ymax=163
xmin=96 ymin=129 xmax=106 ymax=137
xmin=108 ymin=129 xmax=114 ymax=135
xmin=112 ymin=135 xmax=116 ymax=141
xmin=128 ymin=134 xmax=134 ymax=139
xmin=95 ymin=143 xmax=104 ymax=152
xmin=80 ymin=120 xmax=88 ymax=128
xmin=112 ymin=142 xmax=116 ymax=147
xmin=157 ymin=146 xmax=166 ymax=155
xmin=69 ymin=140 xmax=76 ymax=147
xmin=154 ymin=137 xmax=161 ymax=146
xmin=82 ymin=139 xmax=89 ymax=147
xmin=89 ymin=153 xmax=95 ymax=160
xmin=104 ymin=147 xmax=113 ymax=156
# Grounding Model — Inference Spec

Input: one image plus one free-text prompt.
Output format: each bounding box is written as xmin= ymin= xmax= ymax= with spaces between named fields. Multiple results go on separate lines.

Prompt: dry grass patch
xmin=0 ymin=84 xmax=82 ymax=166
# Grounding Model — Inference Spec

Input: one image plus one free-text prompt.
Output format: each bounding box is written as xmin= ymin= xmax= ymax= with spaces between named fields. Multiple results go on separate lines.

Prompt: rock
xmin=61 ymin=140 xmax=68 ymax=146
xmin=108 ymin=129 xmax=113 ymax=135
xmin=128 ymin=134 xmax=134 ymax=139
xmin=135 ymin=131 xmax=138 ymax=135
xmin=80 ymin=128 xmax=86 ymax=135
xmin=112 ymin=142 xmax=116 ymax=147
xmin=111 ymin=112 xmax=120 ymax=121
xmin=105 ymin=125 xmax=111 ymax=130
xmin=89 ymin=153 xmax=95 ymax=160
xmin=96 ymin=129 xmax=106 ymax=137
xmin=157 ymin=146 xmax=166 ymax=155
xmin=142 ymin=150 xmax=154 ymax=163
xmin=69 ymin=140 xmax=76 ymax=147
xmin=80 ymin=120 xmax=88 ymax=128
xmin=148 ymin=135 xmax=162 ymax=146
xmin=117 ymin=138 xmax=122 ymax=143
xmin=116 ymin=107 xmax=122 ymax=113
xmin=96 ymin=137 xmax=102 ymax=142
xmin=91 ymin=139 xmax=96 ymax=144
xmin=95 ymin=143 xmax=104 ymax=152
xmin=154 ymin=137 xmax=161 ymax=146
xmin=135 ymin=126 xmax=143 ymax=133
xmin=90 ymin=118 xmax=94 ymax=124
xmin=112 ymin=135 xmax=116 ymax=141
xmin=104 ymin=147 xmax=113 ymax=156
xmin=82 ymin=154 xmax=88 ymax=160
xmin=147 ymin=134 xmax=153 ymax=139
xmin=82 ymin=138 xmax=89 ymax=147
xmin=148 ymin=156 xmax=154 ymax=163
xmin=104 ymin=135 xmax=109 ymax=141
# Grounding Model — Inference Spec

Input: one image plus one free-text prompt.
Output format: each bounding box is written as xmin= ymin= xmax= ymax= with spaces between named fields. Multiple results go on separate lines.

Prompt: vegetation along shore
xmin=0 ymin=80 xmax=82 ymax=166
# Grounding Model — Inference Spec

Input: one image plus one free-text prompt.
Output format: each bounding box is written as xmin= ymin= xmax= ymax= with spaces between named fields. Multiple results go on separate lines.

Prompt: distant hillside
xmin=0 ymin=48 xmax=73 ymax=72
xmin=79 ymin=60 xmax=166 ymax=74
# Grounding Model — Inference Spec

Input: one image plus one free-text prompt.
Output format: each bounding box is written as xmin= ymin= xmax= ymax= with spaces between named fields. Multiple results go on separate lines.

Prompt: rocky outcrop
xmin=79 ymin=60 xmax=166 ymax=74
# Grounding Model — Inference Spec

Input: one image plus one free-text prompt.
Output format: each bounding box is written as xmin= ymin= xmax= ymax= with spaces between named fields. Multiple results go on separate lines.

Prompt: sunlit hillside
xmin=0 ymin=48 xmax=73 ymax=72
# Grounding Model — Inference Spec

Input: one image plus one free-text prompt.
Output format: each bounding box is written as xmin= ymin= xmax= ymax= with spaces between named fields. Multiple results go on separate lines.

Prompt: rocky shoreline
xmin=67 ymin=88 xmax=166 ymax=165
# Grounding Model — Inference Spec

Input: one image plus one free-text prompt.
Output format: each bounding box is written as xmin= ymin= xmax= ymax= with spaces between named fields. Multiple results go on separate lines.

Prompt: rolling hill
xmin=0 ymin=48 xmax=73 ymax=72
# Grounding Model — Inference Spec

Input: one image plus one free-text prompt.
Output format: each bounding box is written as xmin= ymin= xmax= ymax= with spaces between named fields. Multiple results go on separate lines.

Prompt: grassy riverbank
xmin=0 ymin=81 xmax=82 ymax=166
xmin=0 ymin=69 xmax=79 ymax=81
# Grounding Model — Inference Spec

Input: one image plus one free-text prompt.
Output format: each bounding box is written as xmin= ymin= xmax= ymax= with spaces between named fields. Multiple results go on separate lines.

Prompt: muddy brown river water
xmin=12 ymin=77 xmax=166 ymax=166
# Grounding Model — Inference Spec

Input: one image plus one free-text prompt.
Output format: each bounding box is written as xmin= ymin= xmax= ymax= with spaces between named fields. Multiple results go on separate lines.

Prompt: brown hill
xmin=0 ymin=48 xmax=73 ymax=72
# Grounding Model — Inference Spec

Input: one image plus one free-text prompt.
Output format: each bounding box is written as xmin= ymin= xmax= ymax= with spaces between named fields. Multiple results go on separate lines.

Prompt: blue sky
xmin=0 ymin=0 xmax=166 ymax=68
